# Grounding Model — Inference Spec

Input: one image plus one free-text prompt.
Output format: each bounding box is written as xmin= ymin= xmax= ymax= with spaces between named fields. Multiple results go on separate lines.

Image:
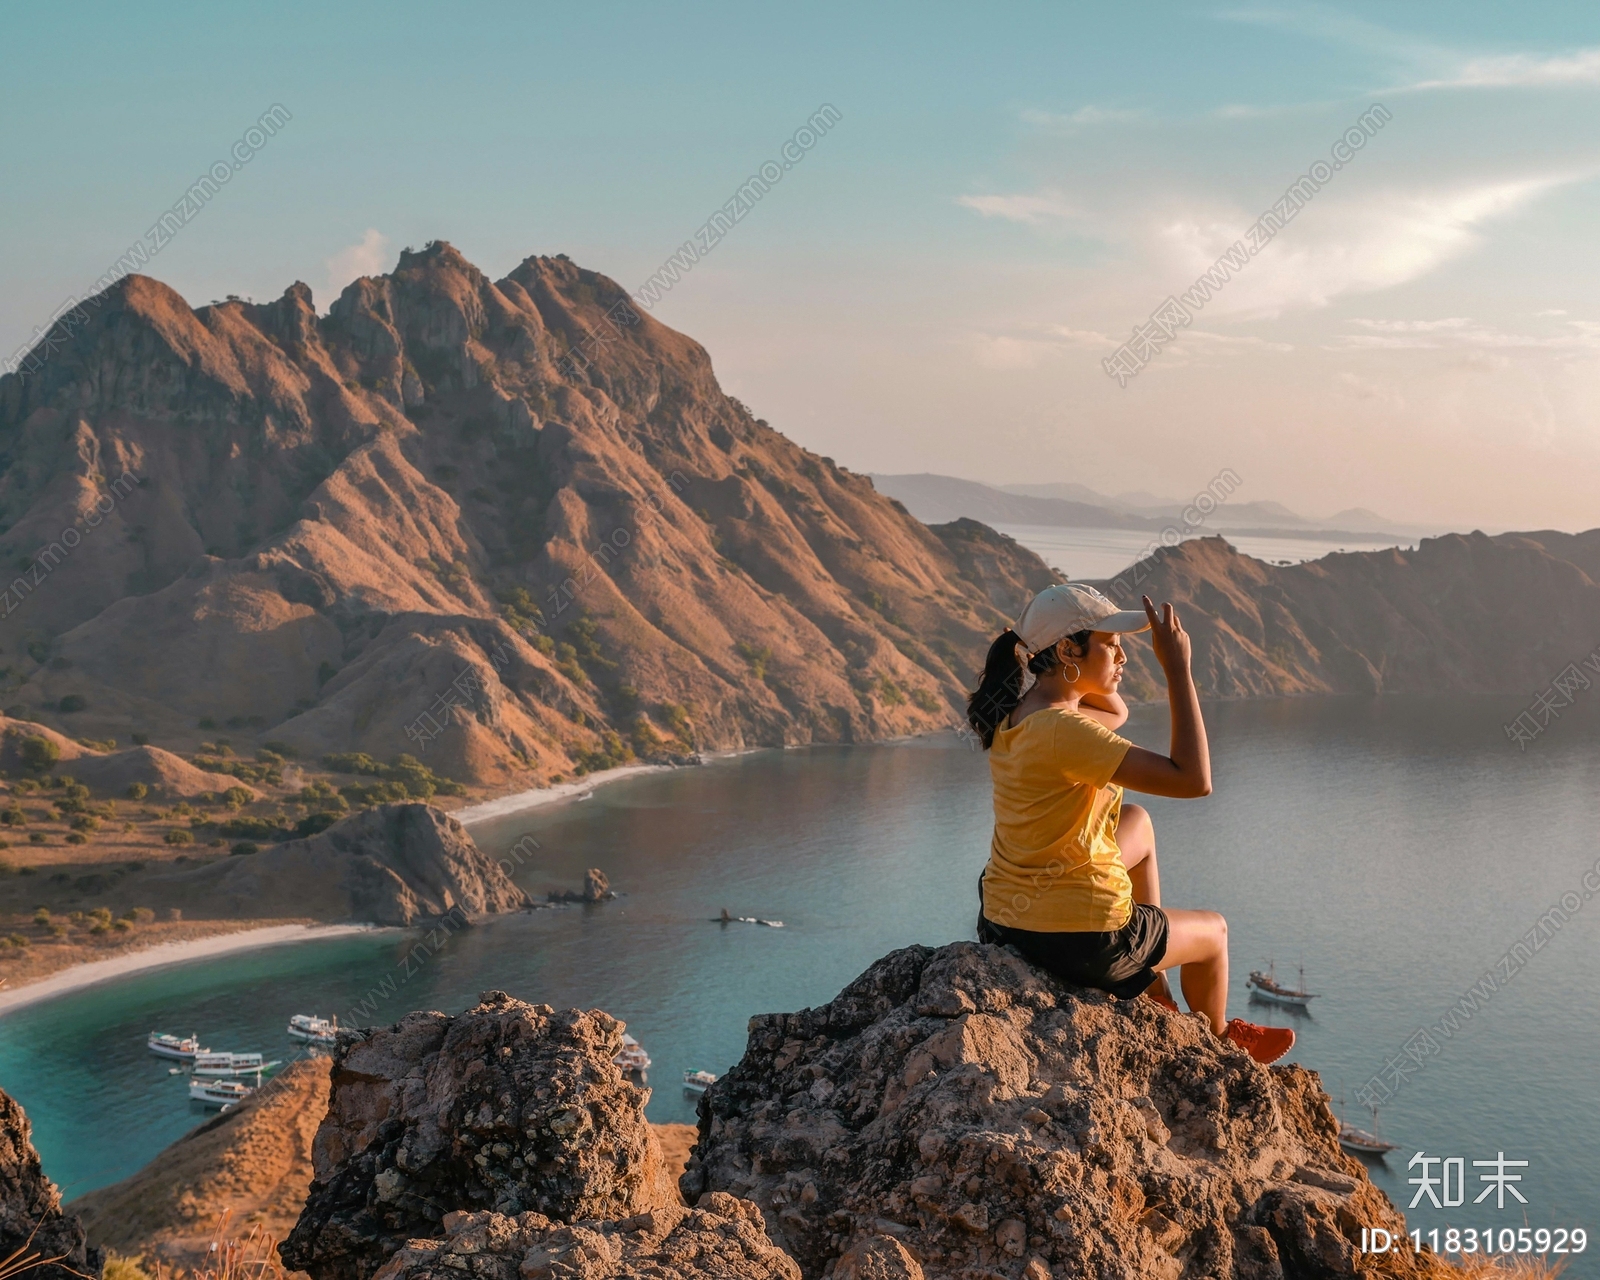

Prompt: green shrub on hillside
xmin=320 ymin=753 xmax=466 ymax=799
xmin=295 ymin=812 xmax=339 ymax=838
xmin=20 ymin=735 xmax=60 ymax=774
xmin=217 ymin=816 xmax=280 ymax=840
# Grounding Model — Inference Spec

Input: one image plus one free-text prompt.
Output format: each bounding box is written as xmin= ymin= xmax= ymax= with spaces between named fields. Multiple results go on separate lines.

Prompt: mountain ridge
xmin=0 ymin=244 xmax=1054 ymax=787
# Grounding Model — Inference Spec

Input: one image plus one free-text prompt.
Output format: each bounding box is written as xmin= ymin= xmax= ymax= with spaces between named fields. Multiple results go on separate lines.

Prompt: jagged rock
xmin=549 ymin=868 xmax=614 ymax=905
xmin=0 ymin=1086 xmax=102 ymax=1280
xmin=281 ymin=991 xmax=676 ymax=1280
xmin=369 ymin=1194 xmax=800 ymax=1280
xmin=683 ymin=942 xmax=1428 ymax=1280
xmin=141 ymin=802 xmax=528 ymax=925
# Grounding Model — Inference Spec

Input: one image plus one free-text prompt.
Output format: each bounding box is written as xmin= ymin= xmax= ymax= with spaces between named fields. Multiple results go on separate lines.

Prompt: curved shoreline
xmin=451 ymin=734 xmax=958 ymax=828
xmin=0 ymin=923 xmax=383 ymax=1018
xmin=451 ymin=763 xmax=682 ymax=826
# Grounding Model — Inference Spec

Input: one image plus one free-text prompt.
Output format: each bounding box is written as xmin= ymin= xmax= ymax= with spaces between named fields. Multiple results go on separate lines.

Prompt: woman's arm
xmin=1109 ymin=598 xmax=1212 ymax=799
xmin=1076 ymin=690 xmax=1129 ymax=731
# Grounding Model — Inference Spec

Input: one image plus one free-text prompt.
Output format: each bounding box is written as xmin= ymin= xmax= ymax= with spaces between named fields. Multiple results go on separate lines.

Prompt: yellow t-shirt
xmin=983 ymin=707 xmax=1134 ymax=933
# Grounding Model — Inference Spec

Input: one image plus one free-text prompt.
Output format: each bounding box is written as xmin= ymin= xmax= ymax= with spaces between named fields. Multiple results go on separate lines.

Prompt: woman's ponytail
xmin=966 ymin=628 xmax=1026 ymax=750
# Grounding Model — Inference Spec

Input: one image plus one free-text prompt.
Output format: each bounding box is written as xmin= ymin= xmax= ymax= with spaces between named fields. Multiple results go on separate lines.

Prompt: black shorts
xmin=977 ymin=901 xmax=1170 ymax=1001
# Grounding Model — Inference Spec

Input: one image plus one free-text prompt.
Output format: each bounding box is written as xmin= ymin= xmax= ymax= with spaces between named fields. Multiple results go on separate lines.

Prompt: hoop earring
xmin=1062 ymin=661 xmax=1081 ymax=682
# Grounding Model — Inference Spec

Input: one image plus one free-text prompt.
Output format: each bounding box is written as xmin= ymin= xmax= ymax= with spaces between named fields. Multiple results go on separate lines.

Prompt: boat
xmin=713 ymin=910 xmax=784 ymax=928
xmin=614 ymin=1033 xmax=651 ymax=1074
xmin=683 ymin=1070 xmax=718 ymax=1094
xmin=1246 ymin=962 xmax=1317 ymax=1009
xmin=192 ymin=1051 xmax=278 ymax=1078
xmin=148 ymin=1031 xmax=206 ymax=1060
xmin=287 ymin=1014 xmax=338 ymax=1045
xmin=189 ymin=1078 xmax=254 ymax=1109
xmin=1338 ymin=1105 xmax=1399 ymax=1156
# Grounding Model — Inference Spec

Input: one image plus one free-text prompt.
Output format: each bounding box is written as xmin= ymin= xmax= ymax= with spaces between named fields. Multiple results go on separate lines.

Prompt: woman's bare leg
xmin=1116 ymin=804 xmax=1160 ymax=906
xmin=1155 ymin=908 xmax=1228 ymax=1033
xmin=1117 ymin=804 xmax=1177 ymax=1006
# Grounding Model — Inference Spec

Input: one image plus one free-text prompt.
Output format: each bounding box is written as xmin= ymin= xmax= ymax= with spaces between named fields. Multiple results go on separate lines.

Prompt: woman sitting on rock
xmin=966 ymin=582 xmax=1293 ymax=1065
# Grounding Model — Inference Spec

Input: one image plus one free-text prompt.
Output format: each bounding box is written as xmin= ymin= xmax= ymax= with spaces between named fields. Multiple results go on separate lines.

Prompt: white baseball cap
xmin=1014 ymin=583 xmax=1151 ymax=654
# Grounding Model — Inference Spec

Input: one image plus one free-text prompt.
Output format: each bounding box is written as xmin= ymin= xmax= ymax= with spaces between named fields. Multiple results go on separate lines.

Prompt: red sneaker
xmin=1223 ymin=1019 xmax=1295 ymax=1065
xmin=1143 ymin=976 xmax=1180 ymax=1013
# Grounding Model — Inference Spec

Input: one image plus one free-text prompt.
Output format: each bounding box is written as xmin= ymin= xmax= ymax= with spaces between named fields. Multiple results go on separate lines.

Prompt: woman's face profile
xmin=1065 ymin=631 xmax=1126 ymax=696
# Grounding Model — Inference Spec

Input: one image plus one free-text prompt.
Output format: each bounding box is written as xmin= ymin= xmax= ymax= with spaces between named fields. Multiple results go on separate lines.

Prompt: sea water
xmin=993 ymin=523 xmax=1416 ymax=578
xmin=2 ymin=695 xmax=1596 ymax=1267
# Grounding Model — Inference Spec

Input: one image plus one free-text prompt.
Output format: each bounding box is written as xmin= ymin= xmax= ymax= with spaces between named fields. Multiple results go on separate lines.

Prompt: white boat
xmin=189 ymin=1078 xmax=254 ymax=1108
xmin=683 ymin=1069 xmax=718 ymax=1094
xmin=287 ymin=1013 xmax=338 ymax=1045
xmin=614 ymin=1033 xmax=651 ymax=1074
xmin=192 ymin=1051 xmax=278 ymax=1078
xmin=714 ymin=909 xmax=784 ymax=928
xmin=1334 ymin=1095 xmax=1399 ymax=1155
xmin=148 ymin=1031 xmax=206 ymax=1060
xmin=1246 ymin=962 xmax=1317 ymax=1009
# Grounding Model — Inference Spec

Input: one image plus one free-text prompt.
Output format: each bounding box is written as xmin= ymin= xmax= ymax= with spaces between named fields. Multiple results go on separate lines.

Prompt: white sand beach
xmin=0 ymin=923 xmax=381 ymax=1017
xmin=452 ymin=763 xmax=682 ymax=826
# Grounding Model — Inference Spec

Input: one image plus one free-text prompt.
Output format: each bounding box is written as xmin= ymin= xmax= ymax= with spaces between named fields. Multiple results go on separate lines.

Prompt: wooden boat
xmin=683 ymin=1070 xmax=718 ymax=1094
xmin=148 ymin=1031 xmax=205 ymax=1060
xmin=1246 ymin=962 xmax=1317 ymax=1009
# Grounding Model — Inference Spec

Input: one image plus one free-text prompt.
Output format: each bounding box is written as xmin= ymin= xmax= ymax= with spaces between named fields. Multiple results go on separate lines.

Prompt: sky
xmin=3 ymin=1 xmax=1599 ymax=532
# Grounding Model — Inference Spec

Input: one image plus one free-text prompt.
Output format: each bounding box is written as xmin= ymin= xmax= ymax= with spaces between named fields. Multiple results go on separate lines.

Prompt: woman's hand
xmin=1112 ymin=595 xmax=1211 ymax=799
xmin=1142 ymin=596 xmax=1192 ymax=678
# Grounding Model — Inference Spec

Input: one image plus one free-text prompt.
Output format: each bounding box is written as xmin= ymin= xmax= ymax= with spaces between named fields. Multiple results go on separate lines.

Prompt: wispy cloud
xmin=1157 ymin=175 xmax=1574 ymax=316
xmin=1404 ymin=47 xmax=1600 ymax=91
xmin=957 ymin=191 xmax=1078 ymax=224
xmin=325 ymin=229 xmax=391 ymax=300
xmin=1218 ymin=8 xmax=1600 ymax=96
xmin=1335 ymin=316 xmax=1600 ymax=351
xmin=1352 ymin=317 xmax=1473 ymax=332
xmin=1020 ymin=105 xmax=1147 ymax=130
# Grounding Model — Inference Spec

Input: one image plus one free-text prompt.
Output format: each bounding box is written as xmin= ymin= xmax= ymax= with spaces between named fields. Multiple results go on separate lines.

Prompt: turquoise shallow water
xmin=2 ymin=694 xmax=1597 ymax=1269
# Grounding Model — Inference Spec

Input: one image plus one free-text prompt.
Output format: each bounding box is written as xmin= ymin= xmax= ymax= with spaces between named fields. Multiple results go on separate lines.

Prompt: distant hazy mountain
xmin=1002 ymin=480 xmax=1424 ymax=534
xmin=870 ymin=473 xmax=1158 ymax=530
xmin=876 ymin=473 xmax=1419 ymax=538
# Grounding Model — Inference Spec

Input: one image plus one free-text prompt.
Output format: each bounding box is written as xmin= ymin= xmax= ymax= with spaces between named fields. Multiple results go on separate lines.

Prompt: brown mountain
xmin=1095 ymin=532 xmax=1600 ymax=702
xmin=0 ymin=245 xmax=1053 ymax=788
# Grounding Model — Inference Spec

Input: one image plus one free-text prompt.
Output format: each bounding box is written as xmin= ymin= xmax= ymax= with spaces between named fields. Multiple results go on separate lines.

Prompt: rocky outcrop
xmin=140 ymin=802 xmax=528 ymax=925
xmin=281 ymin=991 xmax=679 ymax=1279
xmin=370 ymin=1195 xmax=800 ymax=1280
xmin=71 ymin=1057 xmax=330 ymax=1265
xmin=0 ymin=1086 xmax=102 ymax=1280
xmin=683 ymin=942 xmax=1423 ymax=1280
xmin=549 ymin=868 xmax=613 ymax=904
